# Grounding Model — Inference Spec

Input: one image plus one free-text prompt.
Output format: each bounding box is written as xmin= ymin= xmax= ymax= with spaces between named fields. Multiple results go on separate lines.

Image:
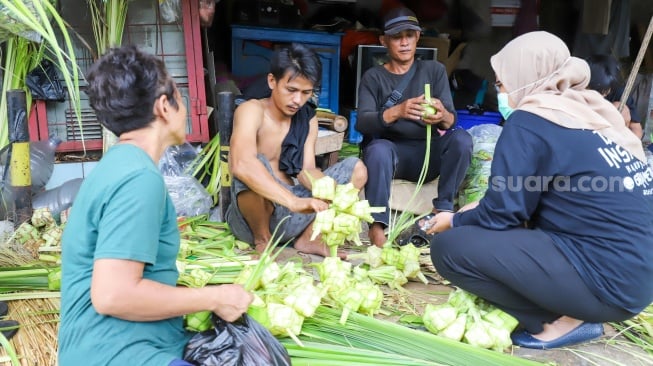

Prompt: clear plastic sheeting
xmin=0 ymin=220 xmax=13 ymax=243
xmin=159 ymin=143 xmax=212 ymax=217
xmin=158 ymin=0 xmax=182 ymax=23
xmin=0 ymin=136 xmax=62 ymax=193
xmin=458 ymin=123 xmax=503 ymax=207
xmin=645 ymin=145 xmax=653 ymax=171
xmin=0 ymin=183 xmax=15 ymax=222
xmin=0 ymin=2 xmax=42 ymax=42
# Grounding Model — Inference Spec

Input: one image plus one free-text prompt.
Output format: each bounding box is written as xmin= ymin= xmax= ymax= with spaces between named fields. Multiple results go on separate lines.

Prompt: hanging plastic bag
xmin=25 ymin=60 xmax=66 ymax=101
xmin=183 ymin=314 xmax=291 ymax=366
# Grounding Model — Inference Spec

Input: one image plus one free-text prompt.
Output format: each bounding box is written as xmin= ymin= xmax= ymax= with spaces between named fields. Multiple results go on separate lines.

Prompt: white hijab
xmin=490 ymin=31 xmax=645 ymax=163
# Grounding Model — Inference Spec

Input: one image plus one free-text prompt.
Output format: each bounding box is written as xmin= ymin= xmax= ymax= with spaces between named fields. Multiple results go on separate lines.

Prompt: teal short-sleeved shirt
xmin=58 ymin=144 xmax=191 ymax=366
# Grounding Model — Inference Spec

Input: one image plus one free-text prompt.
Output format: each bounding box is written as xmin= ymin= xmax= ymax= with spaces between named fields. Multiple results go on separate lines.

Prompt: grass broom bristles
xmin=0 ymin=298 xmax=60 ymax=366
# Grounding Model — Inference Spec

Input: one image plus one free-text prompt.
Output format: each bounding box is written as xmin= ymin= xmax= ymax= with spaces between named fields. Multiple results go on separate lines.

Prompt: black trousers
xmin=430 ymin=226 xmax=634 ymax=334
xmin=362 ymin=128 xmax=472 ymax=225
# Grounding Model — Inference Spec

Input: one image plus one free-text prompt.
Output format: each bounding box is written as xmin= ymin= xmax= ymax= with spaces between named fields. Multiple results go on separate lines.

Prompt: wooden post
xmin=7 ymin=90 xmax=32 ymax=225
xmin=218 ymin=91 xmax=234 ymax=218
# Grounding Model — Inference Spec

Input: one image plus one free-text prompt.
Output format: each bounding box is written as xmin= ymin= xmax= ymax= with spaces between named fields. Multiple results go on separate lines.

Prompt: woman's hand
xmin=424 ymin=211 xmax=454 ymax=235
xmin=458 ymin=201 xmax=479 ymax=212
xmin=207 ymin=284 xmax=253 ymax=322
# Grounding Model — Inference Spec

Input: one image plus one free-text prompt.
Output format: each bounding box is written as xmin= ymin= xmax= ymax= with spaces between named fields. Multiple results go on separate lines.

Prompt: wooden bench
xmin=389 ymin=179 xmax=438 ymax=215
xmin=315 ymin=129 xmax=345 ymax=169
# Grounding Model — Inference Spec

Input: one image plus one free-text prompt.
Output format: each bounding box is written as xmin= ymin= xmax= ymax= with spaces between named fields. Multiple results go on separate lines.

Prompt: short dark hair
xmin=269 ymin=43 xmax=322 ymax=92
xmin=586 ymin=54 xmax=621 ymax=95
xmin=85 ymin=45 xmax=178 ymax=136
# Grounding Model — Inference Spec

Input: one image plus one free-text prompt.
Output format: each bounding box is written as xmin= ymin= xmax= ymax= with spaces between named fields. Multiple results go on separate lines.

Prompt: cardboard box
xmin=419 ymin=36 xmax=465 ymax=77
xmin=418 ymin=36 xmax=450 ymax=62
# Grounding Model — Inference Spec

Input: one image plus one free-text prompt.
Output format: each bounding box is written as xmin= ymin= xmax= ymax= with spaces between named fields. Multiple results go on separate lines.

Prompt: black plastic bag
xmin=25 ymin=60 xmax=66 ymax=101
xmin=183 ymin=314 xmax=291 ymax=366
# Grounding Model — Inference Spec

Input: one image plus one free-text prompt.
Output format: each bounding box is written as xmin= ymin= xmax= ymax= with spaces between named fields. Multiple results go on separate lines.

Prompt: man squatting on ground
xmin=225 ymin=43 xmax=367 ymax=258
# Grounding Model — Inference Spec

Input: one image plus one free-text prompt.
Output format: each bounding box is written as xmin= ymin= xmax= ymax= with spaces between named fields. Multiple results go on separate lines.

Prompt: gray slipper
xmin=0 ymin=301 xmax=7 ymax=318
xmin=0 ymin=319 xmax=19 ymax=341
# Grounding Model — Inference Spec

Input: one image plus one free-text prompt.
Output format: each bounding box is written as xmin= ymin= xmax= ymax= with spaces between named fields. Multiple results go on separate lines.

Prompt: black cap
xmin=383 ymin=7 xmax=421 ymax=35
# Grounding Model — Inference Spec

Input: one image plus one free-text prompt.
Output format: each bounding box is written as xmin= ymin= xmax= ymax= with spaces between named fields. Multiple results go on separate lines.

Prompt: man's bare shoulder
xmin=235 ymin=98 xmax=264 ymax=114
xmin=234 ymin=99 xmax=265 ymax=129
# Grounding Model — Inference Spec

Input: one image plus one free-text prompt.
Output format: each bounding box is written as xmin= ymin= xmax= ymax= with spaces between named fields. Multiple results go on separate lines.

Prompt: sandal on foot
xmin=511 ymin=322 xmax=604 ymax=349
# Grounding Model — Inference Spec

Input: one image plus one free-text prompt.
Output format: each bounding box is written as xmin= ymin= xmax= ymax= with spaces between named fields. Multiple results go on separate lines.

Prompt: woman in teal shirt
xmin=58 ymin=45 xmax=253 ymax=365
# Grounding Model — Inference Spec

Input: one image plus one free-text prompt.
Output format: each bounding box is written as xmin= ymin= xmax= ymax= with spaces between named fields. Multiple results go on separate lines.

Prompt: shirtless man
xmin=225 ymin=43 xmax=367 ymax=257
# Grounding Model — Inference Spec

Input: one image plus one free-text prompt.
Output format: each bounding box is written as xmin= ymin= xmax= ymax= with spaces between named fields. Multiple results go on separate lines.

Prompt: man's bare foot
xmin=531 ymin=316 xmax=584 ymax=341
xmin=294 ymin=240 xmax=347 ymax=259
xmin=368 ymin=223 xmax=387 ymax=247
xmin=253 ymin=238 xmax=281 ymax=258
xmin=254 ymin=242 xmax=268 ymax=254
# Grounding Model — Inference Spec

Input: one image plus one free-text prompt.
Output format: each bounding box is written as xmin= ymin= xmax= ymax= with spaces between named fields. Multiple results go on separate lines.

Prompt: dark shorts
xmin=225 ymin=155 xmax=359 ymax=245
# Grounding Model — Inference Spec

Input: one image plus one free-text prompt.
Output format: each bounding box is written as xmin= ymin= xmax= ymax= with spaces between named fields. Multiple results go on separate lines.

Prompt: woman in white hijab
xmin=424 ymin=31 xmax=653 ymax=349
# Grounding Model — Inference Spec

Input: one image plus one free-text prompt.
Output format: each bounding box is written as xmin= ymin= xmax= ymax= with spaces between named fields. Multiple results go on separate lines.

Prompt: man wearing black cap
xmin=356 ymin=6 xmax=473 ymax=247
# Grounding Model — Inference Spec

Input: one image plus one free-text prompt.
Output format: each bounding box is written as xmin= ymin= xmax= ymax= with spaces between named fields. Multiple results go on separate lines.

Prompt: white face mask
xmin=497 ymin=92 xmax=514 ymax=120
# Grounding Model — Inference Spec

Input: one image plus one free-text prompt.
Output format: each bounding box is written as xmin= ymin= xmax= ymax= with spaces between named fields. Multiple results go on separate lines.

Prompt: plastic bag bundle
xmin=163 ymin=176 xmax=212 ymax=217
xmin=458 ymin=124 xmax=503 ymax=207
xmin=184 ymin=314 xmax=291 ymax=366
xmin=159 ymin=143 xmax=211 ymax=217
xmin=159 ymin=142 xmax=201 ymax=176
xmin=26 ymin=60 xmax=66 ymax=101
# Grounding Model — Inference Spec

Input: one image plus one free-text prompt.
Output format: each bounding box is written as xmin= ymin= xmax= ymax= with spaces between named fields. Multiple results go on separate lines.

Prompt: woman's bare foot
xmin=368 ymin=223 xmax=387 ymax=247
xmin=294 ymin=239 xmax=347 ymax=259
xmin=531 ymin=316 xmax=584 ymax=341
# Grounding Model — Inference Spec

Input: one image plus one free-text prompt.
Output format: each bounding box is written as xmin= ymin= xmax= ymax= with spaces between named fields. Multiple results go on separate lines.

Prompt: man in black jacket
xmin=357 ymin=7 xmax=472 ymax=246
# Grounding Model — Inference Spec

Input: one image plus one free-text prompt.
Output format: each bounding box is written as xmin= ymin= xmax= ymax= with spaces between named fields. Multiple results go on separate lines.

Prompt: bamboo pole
xmin=619 ymin=15 xmax=653 ymax=112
